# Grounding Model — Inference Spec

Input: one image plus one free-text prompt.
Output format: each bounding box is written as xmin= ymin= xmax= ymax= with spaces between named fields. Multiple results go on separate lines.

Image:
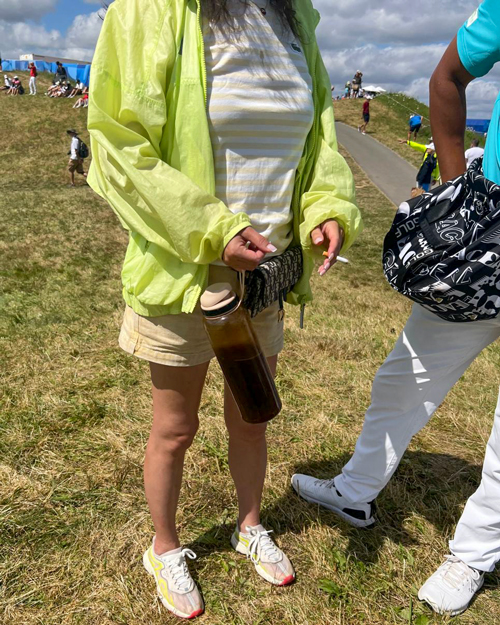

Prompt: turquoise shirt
xmin=457 ymin=0 xmax=500 ymax=185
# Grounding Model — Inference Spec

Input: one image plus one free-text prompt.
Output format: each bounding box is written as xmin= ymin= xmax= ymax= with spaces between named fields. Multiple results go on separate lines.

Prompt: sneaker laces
xmin=437 ymin=555 xmax=482 ymax=592
xmin=313 ymin=478 xmax=336 ymax=488
xmin=245 ymin=527 xmax=281 ymax=564
xmin=164 ymin=548 xmax=197 ymax=593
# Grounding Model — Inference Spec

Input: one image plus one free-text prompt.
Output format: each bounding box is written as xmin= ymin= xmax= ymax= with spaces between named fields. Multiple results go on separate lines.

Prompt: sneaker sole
xmin=230 ymin=534 xmax=295 ymax=587
xmin=417 ymin=576 xmax=484 ymax=617
xmin=142 ymin=551 xmax=204 ymax=620
xmin=291 ymin=480 xmax=375 ymax=529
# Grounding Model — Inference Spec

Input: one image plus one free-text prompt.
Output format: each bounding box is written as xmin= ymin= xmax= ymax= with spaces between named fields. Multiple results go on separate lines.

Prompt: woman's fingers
xmin=242 ymin=227 xmax=277 ymax=254
xmin=318 ymin=221 xmax=344 ymax=276
xmin=310 ymin=226 xmax=324 ymax=246
xmin=223 ymin=227 xmax=272 ymax=271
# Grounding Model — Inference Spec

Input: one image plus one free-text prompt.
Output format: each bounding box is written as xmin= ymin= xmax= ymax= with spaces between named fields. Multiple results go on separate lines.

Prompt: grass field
xmin=1 ymin=72 xmax=500 ymax=624
xmin=333 ymin=93 xmax=481 ymax=170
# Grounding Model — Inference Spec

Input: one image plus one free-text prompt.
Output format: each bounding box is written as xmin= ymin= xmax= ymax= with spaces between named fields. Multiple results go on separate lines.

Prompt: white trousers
xmin=335 ymin=304 xmax=500 ymax=572
xmin=29 ymin=77 xmax=36 ymax=94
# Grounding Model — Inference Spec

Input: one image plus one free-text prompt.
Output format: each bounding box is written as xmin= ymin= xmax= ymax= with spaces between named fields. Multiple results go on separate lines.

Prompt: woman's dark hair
xmin=101 ymin=1 xmax=299 ymax=36
xmin=204 ymin=0 xmax=299 ymax=37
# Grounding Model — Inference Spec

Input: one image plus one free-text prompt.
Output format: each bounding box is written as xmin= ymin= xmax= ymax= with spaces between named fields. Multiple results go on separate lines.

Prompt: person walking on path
xmin=398 ymin=137 xmax=440 ymax=191
xmin=293 ymin=0 xmax=500 ymax=617
xmin=88 ymin=0 xmax=362 ymax=619
xmin=28 ymin=62 xmax=37 ymax=95
xmin=408 ymin=113 xmax=422 ymax=141
xmin=465 ymin=138 xmax=484 ymax=168
xmin=67 ymin=129 xmax=87 ymax=187
xmin=358 ymin=97 xmax=370 ymax=135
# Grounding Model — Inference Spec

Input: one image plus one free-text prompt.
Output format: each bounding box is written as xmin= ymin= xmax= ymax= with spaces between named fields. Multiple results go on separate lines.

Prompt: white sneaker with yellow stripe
xmin=231 ymin=523 xmax=295 ymax=586
xmin=143 ymin=539 xmax=204 ymax=620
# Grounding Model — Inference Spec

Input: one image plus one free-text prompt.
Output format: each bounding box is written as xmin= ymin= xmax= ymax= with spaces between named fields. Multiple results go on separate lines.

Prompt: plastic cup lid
xmin=200 ymin=283 xmax=238 ymax=315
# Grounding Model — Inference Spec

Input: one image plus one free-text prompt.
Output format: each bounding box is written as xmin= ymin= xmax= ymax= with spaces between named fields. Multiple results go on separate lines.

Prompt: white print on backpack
xmin=383 ymin=158 xmax=500 ymax=321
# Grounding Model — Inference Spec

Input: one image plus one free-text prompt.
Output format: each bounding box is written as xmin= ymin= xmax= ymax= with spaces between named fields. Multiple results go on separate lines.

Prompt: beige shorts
xmin=119 ymin=266 xmax=284 ymax=367
xmin=68 ymin=158 xmax=84 ymax=174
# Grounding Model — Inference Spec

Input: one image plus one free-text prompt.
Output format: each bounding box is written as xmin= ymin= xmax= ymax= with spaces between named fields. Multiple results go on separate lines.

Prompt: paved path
xmin=335 ymin=122 xmax=417 ymax=206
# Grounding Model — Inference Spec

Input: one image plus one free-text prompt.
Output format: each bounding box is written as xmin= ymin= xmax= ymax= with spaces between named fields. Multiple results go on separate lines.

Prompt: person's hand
xmin=311 ymin=219 xmax=345 ymax=276
xmin=223 ymin=227 xmax=277 ymax=272
xmin=398 ymin=138 xmax=407 ymax=144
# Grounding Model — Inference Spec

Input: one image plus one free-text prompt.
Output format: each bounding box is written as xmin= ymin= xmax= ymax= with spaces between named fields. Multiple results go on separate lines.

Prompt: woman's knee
xmin=227 ymin=419 xmax=267 ymax=443
xmin=149 ymin=415 xmax=199 ymax=455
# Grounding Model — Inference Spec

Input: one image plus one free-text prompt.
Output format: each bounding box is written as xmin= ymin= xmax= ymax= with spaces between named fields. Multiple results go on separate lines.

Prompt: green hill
xmin=2 ymin=71 xmax=500 ymax=625
xmin=334 ymin=92 xmax=480 ymax=170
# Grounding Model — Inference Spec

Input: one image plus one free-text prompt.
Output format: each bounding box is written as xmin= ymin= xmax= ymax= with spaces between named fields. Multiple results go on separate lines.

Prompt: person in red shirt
xmin=29 ymin=62 xmax=37 ymax=95
xmin=358 ymin=96 xmax=371 ymax=135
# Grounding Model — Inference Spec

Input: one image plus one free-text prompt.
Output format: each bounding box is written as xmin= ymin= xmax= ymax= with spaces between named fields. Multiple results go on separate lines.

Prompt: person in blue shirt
xmin=292 ymin=0 xmax=500 ymax=617
xmin=408 ymin=113 xmax=422 ymax=141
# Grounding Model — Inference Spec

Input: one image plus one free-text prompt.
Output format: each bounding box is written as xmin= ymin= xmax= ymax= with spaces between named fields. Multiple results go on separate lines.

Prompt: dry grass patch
xmin=1 ymin=78 xmax=500 ymax=624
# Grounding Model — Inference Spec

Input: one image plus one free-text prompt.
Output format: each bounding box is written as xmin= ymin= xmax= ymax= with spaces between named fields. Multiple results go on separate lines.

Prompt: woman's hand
xmin=311 ymin=219 xmax=344 ymax=276
xmin=223 ymin=227 xmax=277 ymax=272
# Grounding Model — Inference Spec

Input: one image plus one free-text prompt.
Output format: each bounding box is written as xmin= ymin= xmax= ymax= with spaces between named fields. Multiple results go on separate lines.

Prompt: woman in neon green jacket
xmin=88 ymin=0 xmax=362 ymax=617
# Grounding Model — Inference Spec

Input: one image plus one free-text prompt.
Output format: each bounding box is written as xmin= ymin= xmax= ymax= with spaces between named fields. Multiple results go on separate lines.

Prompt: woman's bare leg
xmin=224 ymin=355 xmax=278 ymax=529
xmin=145 ymin=361 xmax=209 ymax=554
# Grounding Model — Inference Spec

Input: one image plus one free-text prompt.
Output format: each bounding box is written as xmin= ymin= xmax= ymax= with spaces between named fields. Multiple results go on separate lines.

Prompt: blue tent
xmin=2 ymin=60 xmax=91 ymax=86
xmin=466 ymin=119 xmax=491 ymax=134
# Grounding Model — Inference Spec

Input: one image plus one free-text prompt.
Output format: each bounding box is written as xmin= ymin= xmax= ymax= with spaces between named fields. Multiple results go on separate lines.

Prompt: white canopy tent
xmin=363 ymin=85 xmax=387 ymax=94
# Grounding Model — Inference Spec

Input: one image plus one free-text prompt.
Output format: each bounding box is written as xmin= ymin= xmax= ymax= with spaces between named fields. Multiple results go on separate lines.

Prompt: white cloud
xmin=0 ymin=0 xmax=58 ymax=23
xmin=1 ymin=0 xmax=499 ymax=117
xmin=313 ymin=0 xmax=500 ymax=118
xmin=0 ymin=10 xmax=102 ymax=62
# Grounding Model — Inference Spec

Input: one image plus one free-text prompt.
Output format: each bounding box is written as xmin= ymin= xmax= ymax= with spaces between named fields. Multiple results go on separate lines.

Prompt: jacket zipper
xmin=295 ymin=46 xmax=320 ymax=329
xmin=195 ymin=0 xmax=208 ymax=104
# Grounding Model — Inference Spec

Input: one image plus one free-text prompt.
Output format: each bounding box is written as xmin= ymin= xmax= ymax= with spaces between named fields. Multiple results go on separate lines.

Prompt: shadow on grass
xmin=191 ymin=450 xmax=483 ymax=567
xmin=267 ymin=451 xmax=483 ymax=564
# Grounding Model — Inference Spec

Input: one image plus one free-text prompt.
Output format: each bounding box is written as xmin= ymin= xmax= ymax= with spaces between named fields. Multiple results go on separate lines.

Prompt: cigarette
xmin=322 ymin=252 xmax=350 ymax=264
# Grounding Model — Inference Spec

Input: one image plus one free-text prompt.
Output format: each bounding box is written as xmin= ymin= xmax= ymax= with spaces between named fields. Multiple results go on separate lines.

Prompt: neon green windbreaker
xmin=88 ymin=0 xmax=363 ymax=317
xmin=407 ymin=141 xmax=441 ymax=181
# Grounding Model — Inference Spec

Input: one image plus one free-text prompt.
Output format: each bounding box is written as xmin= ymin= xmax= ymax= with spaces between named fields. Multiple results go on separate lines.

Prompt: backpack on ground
xmin=78 ymin=139 xmax=89 ymax=159
xmin=383 ymin=158 xmax=500 ymax=322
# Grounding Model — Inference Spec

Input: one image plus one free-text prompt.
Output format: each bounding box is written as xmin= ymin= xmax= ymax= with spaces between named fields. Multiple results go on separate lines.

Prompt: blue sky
xmin=39 ymin=1 xmax=97 ymax=33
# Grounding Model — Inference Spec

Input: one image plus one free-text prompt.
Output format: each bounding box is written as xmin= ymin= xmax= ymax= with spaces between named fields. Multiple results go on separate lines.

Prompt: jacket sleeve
xmin=407 ymin=141 xmax=427 ymax=153
xmin=87 ymin=0 xmax=251 ymax=265
xmin=299 ymin=52 xmax=363 ymax=256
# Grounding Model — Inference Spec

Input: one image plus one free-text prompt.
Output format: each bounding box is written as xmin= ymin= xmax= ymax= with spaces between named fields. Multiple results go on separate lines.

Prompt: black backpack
xmin=78 ymin=139 xmax=89 ymax=159
xmin=383 ymin=159 xmax=500 ymax=322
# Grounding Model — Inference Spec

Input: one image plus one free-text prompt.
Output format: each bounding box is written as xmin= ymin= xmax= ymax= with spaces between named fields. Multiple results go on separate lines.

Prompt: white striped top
xmin=204 ymin=1 xmax=314 ymax=260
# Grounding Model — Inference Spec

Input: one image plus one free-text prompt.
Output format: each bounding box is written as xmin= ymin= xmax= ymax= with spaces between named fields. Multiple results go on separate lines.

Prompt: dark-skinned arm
xmin=429 ymin=36 xmax=475 ymax=182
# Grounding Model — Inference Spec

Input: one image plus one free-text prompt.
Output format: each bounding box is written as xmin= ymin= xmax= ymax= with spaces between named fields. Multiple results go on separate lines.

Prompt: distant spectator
xmin=358 ymin=96 xmax=371 ymax=135
xmin=399 ymin=138 xmax=439 ymax=192
xmin=408 ymin=113 xmax=422 ymax=141
xmin=67 ymin=129 xmax=88 ymax=186
xmin=465 ymin=138 xmax=484 ymax=168
xmin=49 ymin=80 xmax=72 ymax=98
xmin=351 ymin=71 xmax=363 ymax=98
xmin=73 ymin=93 xmax=89 ymax=109
xmin=29 ymin=62 xmax=38 ymax=95
xmin=68 ymin=81 xmax=84 ymax=98
xmin=54 ymin=62 xmax=67 ymax=83
xmin=344 ymin=81 xmax=351 ymax=98
xmin=46 ymin=80 xmax=61 ymax=96
xmin=10 ymin=76 xmax=24 ymax=96
xmin=59 ymin=81 xmax=72 ymax=97
xmin=1 ymin=74 xmax=11 ymax=92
